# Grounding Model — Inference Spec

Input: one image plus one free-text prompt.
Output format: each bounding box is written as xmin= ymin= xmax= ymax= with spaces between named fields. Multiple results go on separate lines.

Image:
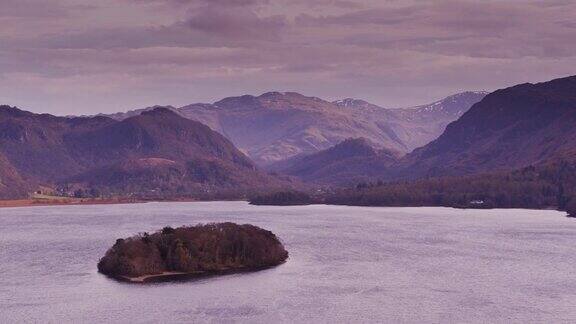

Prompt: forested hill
xmin=326 ymin=162 xmax=576 ymax=214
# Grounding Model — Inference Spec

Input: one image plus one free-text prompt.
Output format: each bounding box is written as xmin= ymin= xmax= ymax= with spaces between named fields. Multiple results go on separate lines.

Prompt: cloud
xmin=0 ymin=0 xmax=71 ymax=18
xmin=296 ymin=0 xmax=576 ymax=59
xmin=0 ymin=0 xmax=575 ymax=114
xmin=186 ymin=6 xmax=286 ymax=40
xmin=130 ymin=0 xmax=265 ymax=8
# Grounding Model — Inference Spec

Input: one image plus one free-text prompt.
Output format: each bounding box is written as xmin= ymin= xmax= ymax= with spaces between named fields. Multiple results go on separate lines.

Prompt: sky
xmin=1 ymin=0 xmax=575 ymax=115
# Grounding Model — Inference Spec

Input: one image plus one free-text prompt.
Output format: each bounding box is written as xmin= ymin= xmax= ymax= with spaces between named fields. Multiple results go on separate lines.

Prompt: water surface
xmin=1 ymin=202 xmax=575 ymax=323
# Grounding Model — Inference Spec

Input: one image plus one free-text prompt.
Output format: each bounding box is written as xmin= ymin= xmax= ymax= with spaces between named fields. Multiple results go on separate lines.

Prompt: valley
xmin=1 ymin=75 xmax=575 ymax=216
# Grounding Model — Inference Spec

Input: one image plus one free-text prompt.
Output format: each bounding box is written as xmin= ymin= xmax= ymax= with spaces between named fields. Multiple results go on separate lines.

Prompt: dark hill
xmin=66 ymin=107 xmax=254 ymax=169
xmin=397 ymin=75 xmax=576 ymax=178
xmin=269 ymin=138 xmax=400 ymax=185
xmin=0 ymin=106 xmax=290 ymax=198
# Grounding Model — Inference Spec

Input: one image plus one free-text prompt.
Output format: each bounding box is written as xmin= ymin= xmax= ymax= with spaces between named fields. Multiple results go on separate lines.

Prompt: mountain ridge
xmin=267 ymin=76 xmax=575 ymax=185
xmin=92 ymin=91 xmax=485 ymax=166
xmin=177 ymin=91 xmax=486 ymax=165
xmin=0 ymin=106 xmax=291 ymax=199
xmin=394 ymin=75 xmax=576 ymax=179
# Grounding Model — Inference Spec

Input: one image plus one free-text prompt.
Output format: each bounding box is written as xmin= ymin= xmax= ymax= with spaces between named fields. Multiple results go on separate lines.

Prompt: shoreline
xmin=0 ymin=197 xmax=187 ymax=209
xmin=119 ymin=271 xmax=195 ymax=283
xmin=0 ymin=198 xmax=139 ymax=209
xmin=1 ymin=197 xmax=570 ymax=216
xmin=0 ymin=197 xmax=245 ymax=209
xmin=108 ymin=263 xmax=287 ymax=284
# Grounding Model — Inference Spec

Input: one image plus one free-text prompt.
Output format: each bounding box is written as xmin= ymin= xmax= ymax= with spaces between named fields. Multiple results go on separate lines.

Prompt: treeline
xmin=326 ymin=161 xmax=576 ymax=214
xmin=250 ymin=191 xmax=316 ymax=206
xmin=55 ymin=182 xmax=297 ymax=201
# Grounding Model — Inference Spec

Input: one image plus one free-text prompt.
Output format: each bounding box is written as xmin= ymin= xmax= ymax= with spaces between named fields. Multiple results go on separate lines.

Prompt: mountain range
xmin=275 ymin=75 xmax=576 ymax=184
xmin=1 ymin=75 xmax=574 ymax=199
xmin=109 ymin=91 xmax=486 ymax=165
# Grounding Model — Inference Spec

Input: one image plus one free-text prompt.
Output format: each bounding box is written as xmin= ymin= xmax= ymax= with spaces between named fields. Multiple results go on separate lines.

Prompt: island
xmin=97 ymin=222 xmax=288 ymax=283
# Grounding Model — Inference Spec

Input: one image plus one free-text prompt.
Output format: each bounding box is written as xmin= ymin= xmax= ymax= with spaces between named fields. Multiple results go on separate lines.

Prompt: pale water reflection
xmin=1 ymin=202 xmax=575 ymax=323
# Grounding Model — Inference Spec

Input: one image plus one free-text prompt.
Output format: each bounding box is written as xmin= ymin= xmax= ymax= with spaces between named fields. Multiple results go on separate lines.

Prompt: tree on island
xmin=97 ymin=223 xmax=289 ymax=281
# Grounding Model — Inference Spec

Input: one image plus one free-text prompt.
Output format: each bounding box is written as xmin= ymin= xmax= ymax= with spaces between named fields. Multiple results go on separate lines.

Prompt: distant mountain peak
xmin=0 ymin=105 xmax=16 ymax=111
xmin=257 ymin=91 xmax=325 ymax=103
xmin=395 ymin=91 xmax=488 ymax=121
xmin=95 ymin=105 xmax=179 ymax=121
xmin=0 ymin=105 xmax=31 ymax=117
xmin=334 ymin=98 xmax=367 ymax=107
xmin=401 ymin=91 xmax=488 ymax=109
xmin=451 ymin=90 xmax=490 ymax=96
xmin=140 ymin=106 xmax=179 ymax=117
xmin=333 ymin=98 xmax=383 ymax=109
xmin=259 ymin=91 xmax=299 ymax=98
xmin=214 ymin=92 xmax=300 ymax=106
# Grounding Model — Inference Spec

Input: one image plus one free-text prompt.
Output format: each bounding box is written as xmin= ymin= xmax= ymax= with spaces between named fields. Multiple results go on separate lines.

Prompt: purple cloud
xmin=0 ymin=0 xmax=574 ymax=115
xmin=186 ymin=6 xmax=286 ymax=40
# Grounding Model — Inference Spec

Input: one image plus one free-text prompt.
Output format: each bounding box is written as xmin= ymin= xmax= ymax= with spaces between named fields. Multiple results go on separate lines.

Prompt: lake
xmin=1 ymin=202 xmax=575 ymax=323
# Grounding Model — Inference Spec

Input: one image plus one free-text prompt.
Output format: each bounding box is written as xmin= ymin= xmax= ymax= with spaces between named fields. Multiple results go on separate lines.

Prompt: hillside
xmin=335 ymin=91 xmax=488 ymax=153
xmin=0 ymin=106 xmax=290 ymax=199
xmin=268 ymin=138 xmax=400 ymax=185
xmin=0 ymin=152 xmax=29 ymax=198
xmin=397 ymin=75 xmax=576 ymax=179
